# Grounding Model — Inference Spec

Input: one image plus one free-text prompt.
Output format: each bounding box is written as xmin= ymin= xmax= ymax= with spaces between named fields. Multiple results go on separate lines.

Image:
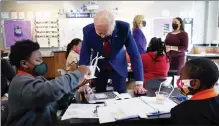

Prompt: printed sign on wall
xmin=3 ymin=20 xmax=32 ymax=48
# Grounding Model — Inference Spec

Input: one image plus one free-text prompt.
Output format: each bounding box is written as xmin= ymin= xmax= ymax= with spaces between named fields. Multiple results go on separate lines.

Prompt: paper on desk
xmin=98 ymin=98 xmax=153 ymax=123
xmin=118 ymin=93 xmax=132 ymax=99
xmin=61 ymin=104 xmax=104 ymax=120
xmin=140 ymin=96 xmax=177 ymax=112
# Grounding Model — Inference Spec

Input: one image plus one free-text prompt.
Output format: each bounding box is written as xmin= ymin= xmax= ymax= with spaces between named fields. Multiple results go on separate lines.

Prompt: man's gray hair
xmin=94 ymin=10 xmax=116 ymax=35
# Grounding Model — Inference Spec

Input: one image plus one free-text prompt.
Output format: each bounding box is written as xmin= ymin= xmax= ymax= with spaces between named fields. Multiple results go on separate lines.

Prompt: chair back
xmin=145 ymin=77 xmax=172 ymax=97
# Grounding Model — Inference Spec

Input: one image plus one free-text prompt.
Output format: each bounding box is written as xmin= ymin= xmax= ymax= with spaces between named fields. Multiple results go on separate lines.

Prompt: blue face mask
xmin=32 ymin=62 xmax=48 ymax=76
xmin=142 ymin=20 xmax=146 ymax=27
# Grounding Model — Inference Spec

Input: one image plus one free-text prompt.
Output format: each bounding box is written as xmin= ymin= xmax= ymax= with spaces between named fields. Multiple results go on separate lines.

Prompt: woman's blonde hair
xmin=132 ymin=15 xmax=145 ymax=31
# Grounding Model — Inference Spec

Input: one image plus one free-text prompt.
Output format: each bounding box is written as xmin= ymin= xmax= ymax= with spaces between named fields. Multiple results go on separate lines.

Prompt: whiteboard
xmin=59 ymin=17 xmax=154 ymax=48
xmin=59 ymin=18 xmax=93 ymax=47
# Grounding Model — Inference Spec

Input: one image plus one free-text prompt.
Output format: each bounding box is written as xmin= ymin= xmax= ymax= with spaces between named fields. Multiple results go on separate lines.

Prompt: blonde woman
xmin=132 ymin=15 xmax=147 ymax=54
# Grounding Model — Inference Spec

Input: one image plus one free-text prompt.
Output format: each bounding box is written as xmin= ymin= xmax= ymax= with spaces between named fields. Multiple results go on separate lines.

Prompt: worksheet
xmin=61 ymin=104 xmax=104 ymax=120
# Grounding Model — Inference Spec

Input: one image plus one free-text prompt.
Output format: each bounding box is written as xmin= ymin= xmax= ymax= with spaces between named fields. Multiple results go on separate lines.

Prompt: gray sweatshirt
xmin=5 ymin=70 xmax=83 ymax=126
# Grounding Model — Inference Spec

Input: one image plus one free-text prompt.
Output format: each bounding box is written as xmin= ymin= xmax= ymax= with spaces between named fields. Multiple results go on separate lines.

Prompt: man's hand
xmin=133 ymin=84 xmax=147 ymax=95
xmin=78 ymin=65 xmax=90 ymax=76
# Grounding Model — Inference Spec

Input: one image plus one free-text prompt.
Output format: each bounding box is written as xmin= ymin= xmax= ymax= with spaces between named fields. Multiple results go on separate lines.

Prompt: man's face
xmin=94 ymin=23 xmax=111 ymax=39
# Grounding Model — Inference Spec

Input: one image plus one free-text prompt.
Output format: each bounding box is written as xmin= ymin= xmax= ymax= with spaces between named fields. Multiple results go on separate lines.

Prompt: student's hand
xmin=133 ymin=85 xmax=147 ymax=95
xmin=78 ymin=85 xmax=93 ymax=94
xmin=78 ymin=65 xmax=90 ymax=76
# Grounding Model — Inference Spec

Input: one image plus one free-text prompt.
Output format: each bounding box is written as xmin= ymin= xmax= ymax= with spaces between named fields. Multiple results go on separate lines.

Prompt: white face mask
xmin=177 ymin=79 xmax=192 ymax=88
xmin=177 ymin=79 xmax=193 ymax=95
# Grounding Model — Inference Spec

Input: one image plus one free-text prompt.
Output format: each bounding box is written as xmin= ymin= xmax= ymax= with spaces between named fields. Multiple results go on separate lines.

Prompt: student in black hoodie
xmin=171 ymin=58 xmax=219 ymax=125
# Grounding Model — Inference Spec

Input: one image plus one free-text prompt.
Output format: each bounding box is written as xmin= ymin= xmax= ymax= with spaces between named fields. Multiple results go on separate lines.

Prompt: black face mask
xmin=172 ymin=23 xmax=178 ymax=30
xmin=142 ymin=21 xmax=146 ymax=27
xmin=98 ymin=35 xmax=111 ymax=42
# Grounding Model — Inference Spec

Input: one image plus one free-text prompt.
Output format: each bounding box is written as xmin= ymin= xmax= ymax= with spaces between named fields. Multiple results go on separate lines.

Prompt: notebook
xmin=140 ymin=96 xmax=177 ymax=114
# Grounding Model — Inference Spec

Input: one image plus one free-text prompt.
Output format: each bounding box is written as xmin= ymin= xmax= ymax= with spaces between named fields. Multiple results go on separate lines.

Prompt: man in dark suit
xmin=79 ymin=10 xmax=146 ymax=94
xmin=171 ymin=58 xmax=219 ymax=125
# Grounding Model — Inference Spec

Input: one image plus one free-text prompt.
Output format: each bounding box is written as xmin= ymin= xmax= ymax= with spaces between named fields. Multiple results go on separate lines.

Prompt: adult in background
xmin=132 ymin=15 xmax=147 ymax=54
xmin=165 ymin=17 xmax=188 ymax=74
xmin=79 ymin=10 xmax=146 ymax=94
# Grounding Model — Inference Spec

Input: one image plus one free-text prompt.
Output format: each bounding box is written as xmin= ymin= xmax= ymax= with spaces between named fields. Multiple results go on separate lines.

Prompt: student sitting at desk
xmin=171 ymin=58 xmax=219 ymax=125
xmin=5 ymin=40 xmax=90 ymax=126
xmin=141 ymin=37 xmax=170 ymax=87
xmin=66 ymin=38 xmax=82 ymax=71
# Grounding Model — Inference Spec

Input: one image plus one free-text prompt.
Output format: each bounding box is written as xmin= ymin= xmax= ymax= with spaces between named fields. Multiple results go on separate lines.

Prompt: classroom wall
xmin=0 ymin=1 xmax=216 ymax=50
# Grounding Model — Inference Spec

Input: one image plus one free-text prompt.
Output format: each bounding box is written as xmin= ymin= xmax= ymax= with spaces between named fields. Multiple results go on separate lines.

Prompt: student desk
xmin=186 ymin=53 xmax=219 ymax=63
xmin=58 ymin=88 xmax=182 ymax=125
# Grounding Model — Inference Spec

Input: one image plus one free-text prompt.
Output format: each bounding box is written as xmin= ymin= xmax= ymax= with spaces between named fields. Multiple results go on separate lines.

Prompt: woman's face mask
xmin=142 ymin=20 xmax=146 ymax=27
xmin=172 ymin=23 xmax=179 ymax=30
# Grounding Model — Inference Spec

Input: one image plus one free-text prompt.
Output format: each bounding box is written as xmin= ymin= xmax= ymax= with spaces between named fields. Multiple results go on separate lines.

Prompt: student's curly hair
xmin=9 ymin=39 xmax=40 ymax=68
xmin=66 ymin=38 xmax=82 ymax=59
xmin=146 ymin=37 xmax=170 ymax=62
xmin=184 ymin=58 xmax=219 ymax=88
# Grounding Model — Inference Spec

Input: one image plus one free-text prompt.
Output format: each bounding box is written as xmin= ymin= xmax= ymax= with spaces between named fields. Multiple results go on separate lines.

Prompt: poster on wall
xmin=153 ymin=18 xmax=172 ymax=41
xmin=18 ymin=12 xmax=25 ymax=19
xmin=183 ymin=18 xmax=193 ymax=44
xmin=3 ymin=20 xmax=32 ymax=48
xmin=1 ymin=12 xmax=10 ymax=19
xmin=11 ymin=12 xmax=18 ymax=19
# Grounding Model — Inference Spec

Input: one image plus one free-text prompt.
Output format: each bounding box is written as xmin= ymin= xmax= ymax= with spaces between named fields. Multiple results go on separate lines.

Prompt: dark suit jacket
xmin=171 ymin=96 xmax=219 ymax=125
xmin=79 ymin=20 xmax=143 ymax=85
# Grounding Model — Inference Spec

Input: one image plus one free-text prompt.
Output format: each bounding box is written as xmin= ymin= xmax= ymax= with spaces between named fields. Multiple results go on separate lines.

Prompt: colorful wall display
xmin=3 ymin=20 xmax=32 ymax=48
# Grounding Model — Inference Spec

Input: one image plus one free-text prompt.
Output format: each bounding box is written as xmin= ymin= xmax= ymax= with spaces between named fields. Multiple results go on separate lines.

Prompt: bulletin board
xmin=3 ymin=20 xmax=32 ymax=48
xmin=35 ymin=20 xmax=60 ymax=48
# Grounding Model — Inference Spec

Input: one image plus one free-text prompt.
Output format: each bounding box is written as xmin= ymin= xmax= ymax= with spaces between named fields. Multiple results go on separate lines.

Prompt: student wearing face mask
xmin=164 ymin=17 xmax=188 ymax=74
xmin=171 ymin=58 xmax=219 ymax=125
xmin=6 ymin=40 xmax=91 ymax=126
xmin=132 ymin=15 xmax=147 ymax=55
xmin=66 ymin=38 xmax=82 ymax=71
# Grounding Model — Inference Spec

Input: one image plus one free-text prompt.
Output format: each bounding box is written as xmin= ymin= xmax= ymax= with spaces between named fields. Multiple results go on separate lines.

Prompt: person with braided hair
xmin=141 ymin=37 xmax=170 ymax=87
xmin=66 ymin=38 xmax=82 ymax=71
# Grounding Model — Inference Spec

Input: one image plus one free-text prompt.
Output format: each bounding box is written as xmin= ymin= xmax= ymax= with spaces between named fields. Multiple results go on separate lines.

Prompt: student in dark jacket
xmin=5 ymin=40 xmax=91 ymax=126
xmin=1 ymin=59 xmax=16 ymax=98
xmin=171 ymin=58 xmax=219 ymax=125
